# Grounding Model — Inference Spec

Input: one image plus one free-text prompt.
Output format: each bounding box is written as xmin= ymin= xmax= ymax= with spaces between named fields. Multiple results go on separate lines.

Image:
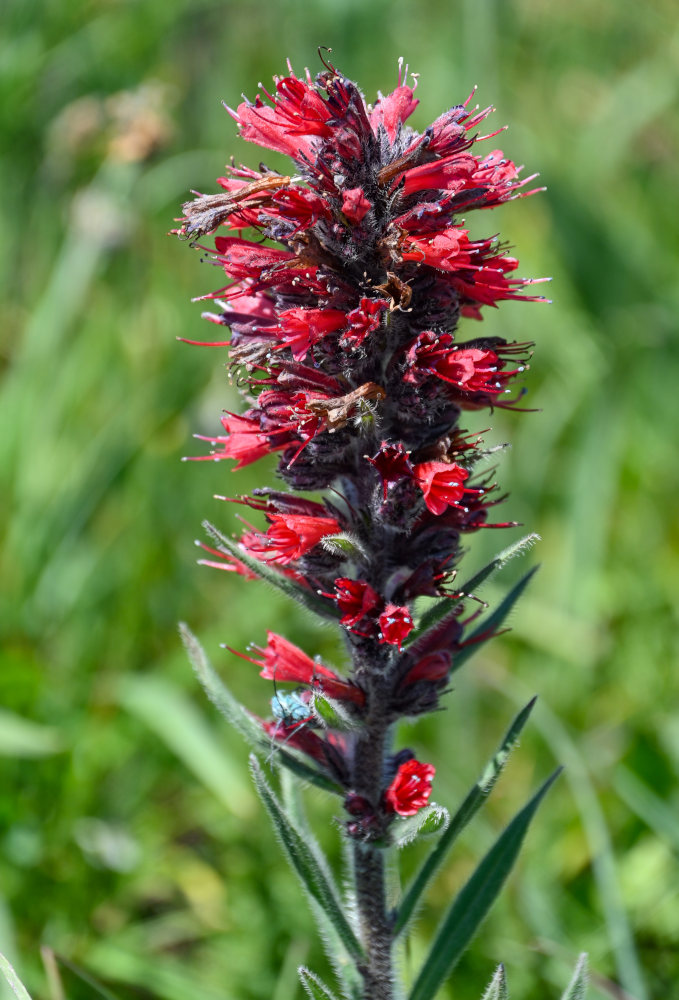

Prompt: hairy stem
xmin=352 ymin=708 xmax=394 ymax=1000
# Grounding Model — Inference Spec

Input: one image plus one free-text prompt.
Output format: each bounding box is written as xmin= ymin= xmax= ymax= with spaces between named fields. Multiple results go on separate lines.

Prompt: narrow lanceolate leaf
xmin=203 ymin=521 xmax=340 ymax=619
xmin=480 ymin=964 xmax=508 ymax=1000
xmin=560 ymin=954 xmax=588 ymax=1000
xmin=395 ymin=698 xmax=537 ymax=935
xmin=458 ymin=534 xmax=540 ymax=599
xmin=250 ymin=756 xmax=364 ymax=963
xmin=180 ymin=624 xmax=340 ymax=794
xmin=452 ymin=567 xmax=539 ymax=675
xmin=408 ymin=534 xmax=540 ymax=643
xmin=390 ymin=804 xmax=449 ymax=849
xmin=408 ymin=768 xmax=561 ymax=1000
xmin=299 ymin=967 xmax=341 ymax=1000
xmin=281 ymin=775 xmax=362 ymax=998
xmin=0 ymin=954 xmax=33 ymax=1000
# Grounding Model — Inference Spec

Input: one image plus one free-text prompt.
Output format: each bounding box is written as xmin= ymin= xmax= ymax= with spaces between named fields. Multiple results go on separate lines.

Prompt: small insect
xmin=270 ymin=689 xmax=315 ymax=729
xmin=267 ymin=688 xmax=318 ymax=765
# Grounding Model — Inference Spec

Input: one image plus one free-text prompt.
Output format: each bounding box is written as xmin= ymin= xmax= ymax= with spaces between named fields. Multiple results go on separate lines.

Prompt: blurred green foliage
xmin=1 ymin=1 xmax=678 ymax=998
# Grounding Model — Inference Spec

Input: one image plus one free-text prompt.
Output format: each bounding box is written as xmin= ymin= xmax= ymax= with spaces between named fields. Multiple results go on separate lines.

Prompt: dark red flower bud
xmin=333 ymin=578 xmax=382 ymax=628
xmin=341 ymin=188 xmax=372 ymax=224
xmin=378 ymin=604 xmax=414 ymax=649
xmin=366 ymin=442 xmax=414 ymax=500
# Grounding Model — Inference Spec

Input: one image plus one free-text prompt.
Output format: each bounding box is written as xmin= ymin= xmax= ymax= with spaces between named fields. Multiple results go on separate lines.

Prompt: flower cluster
xmin=180 ymin=55 xmax=544 ymax=838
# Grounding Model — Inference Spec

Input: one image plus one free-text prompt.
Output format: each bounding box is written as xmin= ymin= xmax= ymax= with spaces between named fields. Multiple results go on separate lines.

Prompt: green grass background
xmin=2 ymin=1 xmax=678 ymax=997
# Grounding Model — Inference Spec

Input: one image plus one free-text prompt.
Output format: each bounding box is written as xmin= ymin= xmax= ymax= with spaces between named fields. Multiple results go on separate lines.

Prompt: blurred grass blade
xmin=250 ymin=756 xmax=364 ymax=963
xmin=120 ymin=672 xmax=254 ymax=817
xmin=54 ymin=954 xmax=122 ymax=1000
xmin=408 ymin=768 xmax=561 ymax=1000
xmin=560 ymin=953 xmax=588 ymax=1000
xmin=452 ymin=568 xmax=539 ymax=674
xmin=0 ymin=955 xmax=33 ymax=1000
xmin=481 ymin=964 xmax=508 ymax=1000
xmin=299 ymin=967 xmax=340 ymax=1000
xmin=203 ymin=521 xmax=340 ymax=619
xmin=395 ymin=698 xmax=537 ymax=935
xmin=40 ymin=947 xmax=64 ymax=1000
xmin=181 ymin=624 xmax=341 ymax=794
xmin=0 ymin=710 xmax=63 ymax=758
xmin=411 ymin=534 xmax=540 ymax=641
xmin=614 ymin=766 xmax=679 ymax=852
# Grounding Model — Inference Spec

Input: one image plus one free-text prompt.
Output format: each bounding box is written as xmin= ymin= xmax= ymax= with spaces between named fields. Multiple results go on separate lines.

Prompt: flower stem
xmin=352 ymin=707 xmax=394 ymax=1000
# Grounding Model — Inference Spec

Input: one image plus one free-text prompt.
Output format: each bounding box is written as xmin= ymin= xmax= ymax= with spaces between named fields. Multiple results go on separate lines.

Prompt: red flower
xmin=436 ymin=348 xmax=503 ymax=392
xmin=384 ymin=760 xmax=435 ymax=816
xmin=404 ymin=333 xmax=519 ymax=399
xmin=342 ymin=298 xmax=389 ymax=349
xmin=413 ymin=461 xmax=469 ymax=515
xmin=401 ymin=228 xmax=476 ymax=272
xmin=367 ymin=442 xmax=414 ymax=500
xmin=333 ymin=578 xmax=382 ymax=628
xmin=214 ymin=236 xmax=296 ymax=280
xmin=188 ymin=412 xmax=280 ymax=469
xmin=399 ymin=651 xmax=451 ymax=686
xmin=369 ymin=60 xmax=419 ymax=142
xmin=267 ymin=307 xmax=346 ymax=361
xmin=232 ymin=74 xmax=334 ymax=161
xmin=341 ymin=188 xmax=372 ymax=224
xmin=400 ymin=154 xmax=477 ymax=197
xmin=378 ymin=604 xmax=414 ymax=649
xmin=240 ymin=631 xmax=364 ymax=704
xmin=242 ymin=512 xmax=341 ymax=564
xmin=195 ymin=541 xmax=258 ymax=580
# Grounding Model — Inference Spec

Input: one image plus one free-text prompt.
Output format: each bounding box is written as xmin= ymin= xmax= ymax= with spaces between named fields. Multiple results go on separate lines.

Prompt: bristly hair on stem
xmin=176 ymin=52 xmax=575 ymax=1000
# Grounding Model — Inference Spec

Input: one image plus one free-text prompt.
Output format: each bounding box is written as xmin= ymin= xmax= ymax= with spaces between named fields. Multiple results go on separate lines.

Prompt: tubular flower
xmin=413 ymin=461 xmax=470 ymax=515
xmin=236 ymin=631 xmax=365 ymax=705
xmin=384 ymin=760 xmax=436 ymax=816
xmin=241 ymin=512 xmax=341 ymax=565
xmin=179 ymin=54 xmax=543 ymax=828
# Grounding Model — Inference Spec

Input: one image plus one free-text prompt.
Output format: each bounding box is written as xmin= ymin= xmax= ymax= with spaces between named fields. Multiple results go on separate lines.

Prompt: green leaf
xmin=298 ymin=967 xmax=341 ymax=1000
xmin=560 ymin=954 xmax=588 ymax=1000
xmin=203 ymin=521 xmax=339 ymax=619
xmin=452 ymin=567 xmax=539 ymax=675
xmin=408 ymin=768 xmax=561 ymax=1000
xmin=313 ymin=695 xmax=360 ymax=732
xmin=390 ymin=804 xmax=450 ymax=849
xmin=395 ymin=698 xmax=537 ymax=935
xmin=0 ymin=710 xmax=63 ymax=758
xmin=0 ymin=955 xmax=33 ymax=1000
xmin=458 ymin=533 xmax=540 ymax=598
xmin=480 ymin=964 xmax=508 ymax=1000
xmin=320 ymin=533 xmax=367 ymax=559
xmin=408 ymin=534 xmax=540 ymax=643
xmin=180 ymin=624 xmax=341 ymax=794
xmin=250 ymin=755 xmax=364 ymax=964
xmin=180 ymin=622 xmax=266 ymax=747
xmin=280 ymin=775 xmax=362 ymax=998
